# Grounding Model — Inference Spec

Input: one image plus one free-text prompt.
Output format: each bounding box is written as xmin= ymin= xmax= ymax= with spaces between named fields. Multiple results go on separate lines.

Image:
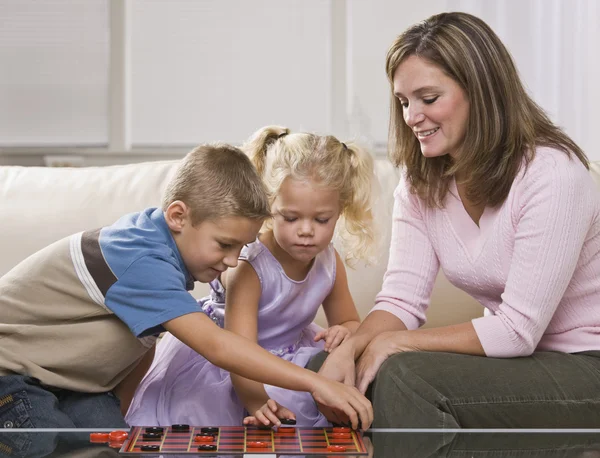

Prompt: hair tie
xmin=278 ymin=131 xmax=288 ymax=139
xmin=341 ymin=142 xmax=348 ymax=150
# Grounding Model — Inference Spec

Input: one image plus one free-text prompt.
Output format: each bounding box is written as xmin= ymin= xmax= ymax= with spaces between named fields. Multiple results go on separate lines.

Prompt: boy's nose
xmin=223 ymin=256 xmax=238 ymax=268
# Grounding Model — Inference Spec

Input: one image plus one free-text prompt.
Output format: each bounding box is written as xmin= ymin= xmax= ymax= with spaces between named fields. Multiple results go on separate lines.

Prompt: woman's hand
xmin=314 ymin=325 xmax=352 ymax=352
xmin=243 ymin=399 xmax=296 ymax=427
xmin=356 ymin=331 xmax=414 ymax=394
xmin=317 ymin=341 xmax=357 ymax=386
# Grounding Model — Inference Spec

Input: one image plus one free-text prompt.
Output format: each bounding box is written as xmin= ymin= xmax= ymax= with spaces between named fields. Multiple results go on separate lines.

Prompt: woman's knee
xmin=305 ymin=351 xmax=328 ymax=373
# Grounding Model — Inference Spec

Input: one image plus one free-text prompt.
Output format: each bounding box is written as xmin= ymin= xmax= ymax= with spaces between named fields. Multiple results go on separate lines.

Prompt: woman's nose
xmin=404 ymin=105 xmax=425 ymax=127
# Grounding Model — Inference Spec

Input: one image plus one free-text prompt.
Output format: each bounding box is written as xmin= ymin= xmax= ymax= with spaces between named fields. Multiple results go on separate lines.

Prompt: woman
xmin=310 ymin=11 xmax=600 ymax=427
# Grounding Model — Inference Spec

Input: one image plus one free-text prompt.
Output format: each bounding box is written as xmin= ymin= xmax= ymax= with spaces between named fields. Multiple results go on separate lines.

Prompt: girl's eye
xmin=283 ymin=216 xmax=297 ymax=222
xmin=316 ymin=218 xmax=330 ymax=224
xmin=423 ymin=96 xmax=439 ymax=104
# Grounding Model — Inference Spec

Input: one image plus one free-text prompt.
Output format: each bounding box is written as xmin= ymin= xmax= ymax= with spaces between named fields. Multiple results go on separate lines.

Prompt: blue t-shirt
xmin=93 ymin=207 xmax=200 ymax=337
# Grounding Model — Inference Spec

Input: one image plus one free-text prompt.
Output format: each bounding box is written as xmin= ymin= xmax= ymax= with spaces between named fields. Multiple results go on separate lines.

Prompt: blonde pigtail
xmin=243 ymin=125 xmax=289 ymax=177
xmin=337 ymin=141 xmax=377 ymax=266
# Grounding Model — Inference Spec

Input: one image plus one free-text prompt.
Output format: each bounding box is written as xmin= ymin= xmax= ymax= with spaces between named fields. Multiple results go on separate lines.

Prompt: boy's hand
xmin=314 ymin=325 xmax=352 ymax=352
xmin=243 ymin=399 xmax=296 ymax=428
xmin=310 ymin=377 xmax=373 ymax=430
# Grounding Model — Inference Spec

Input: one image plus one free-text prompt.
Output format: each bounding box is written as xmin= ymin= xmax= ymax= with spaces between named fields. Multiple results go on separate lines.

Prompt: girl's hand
xmin=314 ymin=325 xmax=352 ymax=352
xmin=243 ymin=399 xmax=296 ymax=428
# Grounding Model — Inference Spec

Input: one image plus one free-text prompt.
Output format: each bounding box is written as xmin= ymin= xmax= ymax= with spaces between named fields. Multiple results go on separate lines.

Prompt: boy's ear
xmin=164 ymin=201 xmax=190 ymax=232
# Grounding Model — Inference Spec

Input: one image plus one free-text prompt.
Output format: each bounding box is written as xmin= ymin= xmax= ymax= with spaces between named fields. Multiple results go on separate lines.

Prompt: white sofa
xmin=3 ymin=158 xmax=599 ymax=328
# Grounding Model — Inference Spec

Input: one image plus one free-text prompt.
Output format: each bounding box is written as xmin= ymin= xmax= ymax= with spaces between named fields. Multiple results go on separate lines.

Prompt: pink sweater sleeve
xmin=371 ymin=177 xmax=440 ymax=330
xmin=472 ymin=153 xmax=595 ymax=357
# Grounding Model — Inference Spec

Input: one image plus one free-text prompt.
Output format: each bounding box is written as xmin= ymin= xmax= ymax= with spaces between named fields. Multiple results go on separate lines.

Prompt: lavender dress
xmin=125 ymin=239 xmax=336 ymax=427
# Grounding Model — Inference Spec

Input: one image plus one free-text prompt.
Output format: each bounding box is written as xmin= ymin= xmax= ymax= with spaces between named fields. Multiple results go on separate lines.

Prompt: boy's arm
xmin=113 ymin=343 xmax=156 ymax=416
xmin=224 ymin=261 xmax=273 ymax=414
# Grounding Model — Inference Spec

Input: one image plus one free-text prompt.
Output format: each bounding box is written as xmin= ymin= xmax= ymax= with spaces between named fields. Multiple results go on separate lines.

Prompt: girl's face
xmin=271 ymin=177 xmax=340 ymax=264
xmin=393 ymin=55 xmax=470 ymax=159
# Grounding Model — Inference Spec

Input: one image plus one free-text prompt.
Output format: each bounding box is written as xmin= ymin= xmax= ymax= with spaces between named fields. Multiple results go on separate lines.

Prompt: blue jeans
xmin=0 ymin=375 xmax=127 ymax=456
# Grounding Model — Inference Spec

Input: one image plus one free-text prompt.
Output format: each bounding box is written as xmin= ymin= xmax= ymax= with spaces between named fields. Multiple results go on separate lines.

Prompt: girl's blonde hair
xmin=243 ymin=125 xmax=376 ymax=266
xmin=386 ymin=11 xmax=588 ymax=207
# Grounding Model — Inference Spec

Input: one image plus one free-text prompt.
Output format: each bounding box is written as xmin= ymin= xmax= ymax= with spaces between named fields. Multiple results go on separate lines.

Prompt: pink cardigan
xmin=372 ymin=147 xmax=600 ymax=357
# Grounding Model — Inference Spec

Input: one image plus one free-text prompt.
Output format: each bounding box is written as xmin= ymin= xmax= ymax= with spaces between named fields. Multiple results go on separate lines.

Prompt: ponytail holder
xmin=341 ymin=142 xmax=348 ymax=150
xmin=278 ymin=131 xmax=288 ymax=139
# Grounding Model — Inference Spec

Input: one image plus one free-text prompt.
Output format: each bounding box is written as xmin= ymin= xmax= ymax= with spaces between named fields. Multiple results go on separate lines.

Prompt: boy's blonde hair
xmin=243 ymin=126 xmax=376 ymax=266
xmin=162 ymin=143 xmax=271 ymax=225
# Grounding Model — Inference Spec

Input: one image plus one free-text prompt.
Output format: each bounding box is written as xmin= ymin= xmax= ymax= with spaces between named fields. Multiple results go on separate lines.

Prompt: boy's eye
xmin=423 ymin=96 xmax=439 ymax=104
xmin=218 ymin=242 xmax=232 ymax=249
xmin=316 ymin=218 xmax=330 ymax=224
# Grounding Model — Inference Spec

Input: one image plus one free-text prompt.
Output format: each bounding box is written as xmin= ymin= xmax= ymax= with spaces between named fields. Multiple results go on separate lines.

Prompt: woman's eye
xmin=400 ymin=101 xmax=409 ymax=108
xmin=423 ymin=96 xmax=439 ymax=104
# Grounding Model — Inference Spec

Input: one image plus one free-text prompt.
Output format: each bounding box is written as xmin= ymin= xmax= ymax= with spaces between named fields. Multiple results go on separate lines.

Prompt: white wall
xmin=1 ymin=0 xmax=598 ymax=164
xmin=348 ymin=0 xmax=600 ymax=159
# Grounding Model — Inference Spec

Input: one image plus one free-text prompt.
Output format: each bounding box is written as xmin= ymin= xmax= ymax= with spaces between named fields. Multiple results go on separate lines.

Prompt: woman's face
xmin=393 ymin=55 xmax=469 ymax=158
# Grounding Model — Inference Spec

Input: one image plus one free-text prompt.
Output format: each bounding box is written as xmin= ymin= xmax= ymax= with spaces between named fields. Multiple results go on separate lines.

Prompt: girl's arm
xmin=222 ymin=261 xmax=274 ymax=415
xmin=321 ymin=250 xmax=361 ymax=330
xmin=314 ymin=250 xmax=361 ymax=351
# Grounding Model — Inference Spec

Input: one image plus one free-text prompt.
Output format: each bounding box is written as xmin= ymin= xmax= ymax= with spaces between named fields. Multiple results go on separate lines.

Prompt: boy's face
xmin=166 ymin=203 xmax=262 ymax=282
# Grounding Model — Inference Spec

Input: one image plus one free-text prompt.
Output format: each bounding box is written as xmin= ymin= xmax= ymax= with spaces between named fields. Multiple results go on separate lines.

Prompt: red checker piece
xmin=277 ymin=427 xmax=295 ymax=434
xmin=331 ymin=432 xmax=352 ymax=439
xmin=247 ymin=441 xmax=269 ymax=448
xmin=108 ymin=441 xmax=125 ymax=449
xmin=328 ymin=445 xmax=347 ymax=452
xmin=195 ymin=435 xmax=214 ymax=443
xmin=332 ymin=427 xmax=351 ymax=433
xmin=108 ymin=430 xmax=128 ymax=441
xmin=89 ymin=432 xmax=109 ymax=443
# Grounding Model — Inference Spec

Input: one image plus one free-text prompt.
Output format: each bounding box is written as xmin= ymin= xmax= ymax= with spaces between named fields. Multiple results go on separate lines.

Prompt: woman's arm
xmin=355 ymin=321 xmax=484 ymax=393
xmin=469 ymin=155 xmax=594 ymax=357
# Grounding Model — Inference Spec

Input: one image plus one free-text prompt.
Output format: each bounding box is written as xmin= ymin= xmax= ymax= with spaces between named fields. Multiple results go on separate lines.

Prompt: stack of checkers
xmin=89 ymin=430 xmax=129 ymax=449
xmin=194 ymin=426 xmax=219 ymax=451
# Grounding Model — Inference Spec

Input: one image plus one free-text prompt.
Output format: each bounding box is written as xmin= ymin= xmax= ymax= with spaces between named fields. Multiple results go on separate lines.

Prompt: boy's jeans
xmin=0 ymin=374 xmax=127 ymax=456
xmin=0 ymin=374 xmax=127 ymax=428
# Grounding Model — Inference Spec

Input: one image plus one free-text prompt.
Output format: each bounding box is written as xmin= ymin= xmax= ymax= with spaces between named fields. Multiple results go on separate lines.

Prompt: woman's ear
xmin=164 ymin=200 xmax=190 ymax=233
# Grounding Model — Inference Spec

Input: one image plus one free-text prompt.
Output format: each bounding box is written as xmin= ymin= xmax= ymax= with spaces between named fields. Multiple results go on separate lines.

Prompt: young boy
xmin=0 ymin=144 xmax=372 ymax=430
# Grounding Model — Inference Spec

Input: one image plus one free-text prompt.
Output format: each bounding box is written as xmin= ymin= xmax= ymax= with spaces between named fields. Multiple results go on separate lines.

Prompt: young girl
xmin=126 ymin=126 xmax=376 ymax=427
